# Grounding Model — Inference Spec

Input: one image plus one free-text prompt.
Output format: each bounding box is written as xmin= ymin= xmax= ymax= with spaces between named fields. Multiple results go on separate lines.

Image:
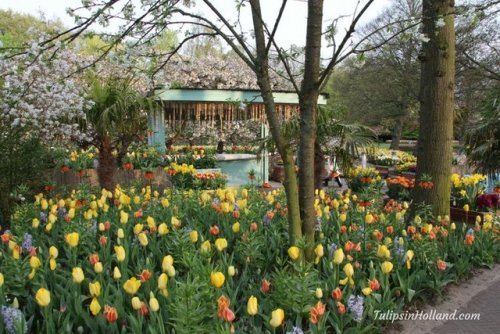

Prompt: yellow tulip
xmin=114 ymin=246 xmax=126 ymax=262
xmin=362 ymin=287 xmax=372 ymax=296
xmin=89 ymin=297 xmax=101 ymax=315
xmin=44 ymin=223 xmax=53 ymax=233
xmin=68 ymin=208 xmax=75 ymax=219
xmin=158 ymin=273 xmax=168 ymax=290
xmin=314 ymin=244 xmax=324 ymax=264
xmin=162 ymin=255 xmax=174 ymax=272
xmin=315 ymin=288 xmax=323 ymax=299
xmin=133 ymin=224 xmax=144 ymax=235
xmin=228 ymin=266 xmax=236 ymax=277
xmin=215 ymin=238 xmax=228 ymax=252
xmin=94 ymin=262 xmax=103 ymax=273
xmin=35 ymin=288 xmax=51 ymax=307
xmin=133 ymin=195 xmax=141 ymax=204
xmin=377 ymin=245 xmax=391 ymax=258
xmin=72 ymin=267 xmax=85 ymax=283
xmin=451 ymin=222 xmax=456 ymax=230
xmin=149 ymin=294 xmax=160 ymax=312
xmin=463 ymin=204 xmax=469 ymax=212
xmin=89 ymin=281 xmax=101 ymax=297
xmin=113 ymin=266 xmax=122 ymax=280
xmin=138 ymin=233 xmax=148 ymax=246
xmin=49 ymin=258 xmax=57 ymax=271
xmin=381 ymin=261 xmax=394 ymax=274
xmin=247 ymin=296 xmax=258 ymax=316
xmin=269 ymin=308 xmax=285 ymax=328
xmin=200 ymin=240 xmax=211 ymax=253
xmin=49 ymin=246 xmax=58 ymax=258
xmin=117 ymin=228 xmax=125 ymax=239
xmin=30 ymin=256 xmax=42 ymax=269
xmin=0 ymin=273 xmax=4 ymax=287
xmin=344 ymin=262 xmax=354 ymax=277
xmin=406 ymin=250 xmax=415 ymax=269
xmin=123 ymin=277 xmax=141 ymax=295
xmin=232 ymin=222 xmax=240 ymax=233
xmin=190 ymin=230 xmax=198 ymax=243
xmin=210 ymin=272 xmax=225 ymax=288
xmin=32 ymin=218 xmax=40 ymax=228
xmin=365 ymin=214 xmax=374 ymax=224
xmin=288 ymin=246 xmax=300 ymax=260
xmin=28 ymin=269 xmax=36 ymax=280
xmin=333 ymin=248 xmax=345 ymax=265
xmin=339 ymin=263 xmax=355 ymax=286
xmin=165 ymin=262 xmax=175 ymax=277
xmin=158 ymin=223 xmax=169 ymax=235
xmin=120 ymin=211 xmax=129 ymax=224
xmin=161 ymin=198 xmax=170 ymax=208
xmin=146 ymin=216 xmax=156 ymax=229
xmin=171 ymin=216 xmax=181 ymax=229
xmin=65 ymin=232 xmax=79 ymax=247
xmin=131 ymin=297 xmax=142 ymax=310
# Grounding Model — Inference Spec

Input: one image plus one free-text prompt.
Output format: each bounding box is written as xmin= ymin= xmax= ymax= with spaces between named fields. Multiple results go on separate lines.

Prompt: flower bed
xmin=386 ymin=176 xmax=415 ymax=202
xmin=0 ymin=186 xmax=498 ymax=333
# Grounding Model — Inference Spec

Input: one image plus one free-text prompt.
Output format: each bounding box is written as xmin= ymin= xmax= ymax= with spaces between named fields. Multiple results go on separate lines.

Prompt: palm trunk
xmin=412 ymin=0 xmax=455 ymax=217
xmin=97 ymin=136 xmax=115 ymax=191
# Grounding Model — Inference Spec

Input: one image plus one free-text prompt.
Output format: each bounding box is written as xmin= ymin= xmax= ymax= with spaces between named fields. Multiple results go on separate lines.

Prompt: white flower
xmin=419 ymin=34 xmax=430 ymax=43
xmin=435 ymin=18 xmax=445 ymax=28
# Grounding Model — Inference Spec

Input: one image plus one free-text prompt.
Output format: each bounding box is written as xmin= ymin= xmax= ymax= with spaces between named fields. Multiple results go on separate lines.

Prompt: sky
xmin=0 ymin=0 xmax=391 ymax=49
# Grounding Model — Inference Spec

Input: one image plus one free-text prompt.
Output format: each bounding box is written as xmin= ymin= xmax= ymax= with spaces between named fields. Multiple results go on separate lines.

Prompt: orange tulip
xmin=103 ymin=305 xmax=118 ymax=322
xmin=309 ymin=302 xmax=326 ymax=324
xmin=331 ymin=287 xmax=342 ymax=301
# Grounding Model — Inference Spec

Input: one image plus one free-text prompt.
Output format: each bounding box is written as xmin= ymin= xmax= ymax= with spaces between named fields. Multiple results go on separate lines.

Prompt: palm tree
xmin=83 ymin=77 xmax=154 ymax=190
xmin=279 ymin=105 xmax=375 ymax=188
xmin=464 ymin=85 xmax=500 ymax=178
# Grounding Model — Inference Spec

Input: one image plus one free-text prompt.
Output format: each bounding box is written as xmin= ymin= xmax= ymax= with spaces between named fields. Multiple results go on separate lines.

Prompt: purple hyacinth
xmin=21 ymin=233 xmax=33 ymax=252
xmin=315 ymin=217 xmax=322 ymax=231
xmin=286 ymin=327 xmax=304 ymax=334
xmin=1 ymin=306 xmax=26 ymax=334
xmin=347 ymin=294 xmax=365 ymax=322
xmin=58 ymin=207 xmax=67 ymax=217
xmin=39 ymin=211 xmax=47 ymax=223
xmin=263 ymin=213 xmax=270 ymax=226
xmin=329 ymin=243 xmax=338 ymax=257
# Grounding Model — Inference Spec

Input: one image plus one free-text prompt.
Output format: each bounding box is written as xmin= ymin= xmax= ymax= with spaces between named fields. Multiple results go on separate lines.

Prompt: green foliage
xmin=0 ymin=9 xmax=63 ymax=47
xmin=0 ymin=131 xmax=50 ymax=226
xmin=464 ymin=85 xmax=500 ymax=176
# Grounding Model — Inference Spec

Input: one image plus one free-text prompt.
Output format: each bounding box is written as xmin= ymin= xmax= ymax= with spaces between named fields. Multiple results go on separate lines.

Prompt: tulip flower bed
xmin=0 ymin=186 xmax=498 ymax=333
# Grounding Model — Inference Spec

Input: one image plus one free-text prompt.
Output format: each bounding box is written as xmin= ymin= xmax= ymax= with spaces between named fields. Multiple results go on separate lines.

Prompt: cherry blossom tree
xmin=0 ymin=41 xmax=91 ymax=142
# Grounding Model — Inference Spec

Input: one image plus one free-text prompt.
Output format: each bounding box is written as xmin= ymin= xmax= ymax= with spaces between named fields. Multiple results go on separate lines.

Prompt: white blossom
xmin=435 ymin=18 xmax=446 ymax=28
xmin=418 ymin=33 xmax=430 ymax=43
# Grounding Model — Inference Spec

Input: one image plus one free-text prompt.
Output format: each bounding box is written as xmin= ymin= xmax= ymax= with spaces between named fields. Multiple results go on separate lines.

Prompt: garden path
xmin=387 ymin=264 xmax=500 ymax=334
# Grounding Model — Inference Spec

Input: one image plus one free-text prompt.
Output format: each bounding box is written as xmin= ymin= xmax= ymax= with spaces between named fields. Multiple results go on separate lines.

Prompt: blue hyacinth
xmin=347 ymin=294 xmax=365 ymax=322
xmin=1 ymin=306 xmax=26 ymax=334
xmin=21 ymin=233 xmax=33 ymax=252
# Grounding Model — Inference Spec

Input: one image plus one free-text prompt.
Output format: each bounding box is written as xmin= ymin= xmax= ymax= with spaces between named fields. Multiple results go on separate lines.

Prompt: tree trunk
xmin=299 ymin=0 xmax=323 ymax=261
xmin=314 ymin=140 xmax=324 ymax=189
xmin=412 ymin=0 xmax=455 ymax=217
xmin=390 ymin=113 xmax=405 ymax=150
xmin=250 ymin=0 xmax=302 ymax=244
xmin=97 ymin=136 xmax=115 ymax=191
